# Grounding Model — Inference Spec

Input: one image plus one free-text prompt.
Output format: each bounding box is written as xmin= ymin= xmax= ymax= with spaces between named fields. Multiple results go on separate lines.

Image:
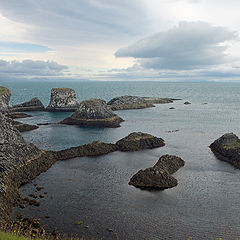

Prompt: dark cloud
xmin=0 ymin=60 xmax=67 ymax=80
xmin=115 ymin=21 xmax=237 ymax=70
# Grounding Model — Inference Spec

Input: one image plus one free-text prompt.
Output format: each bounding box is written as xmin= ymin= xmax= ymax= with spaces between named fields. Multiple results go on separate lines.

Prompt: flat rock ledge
xmin=129 ymin=155 xmax=185 ymax=190
xmin=107 ymin=96 xmax=180 ymax=111
xmin=11 ymin=98 xmax=45 ymax=112
xmin=46 ymin=88 xmax=79 ymax=112
xmin=6 ymin=112 xmax=32 ymax=119
xmin=116 ymin=132 xmax=165 ymax=152
xmin=210 ymin=133 xmax=240 ymax=169
xmin=60 ymin=99 xmax=124 ymax=128
xmin=0 ymin=86 xmax=11 ymax=113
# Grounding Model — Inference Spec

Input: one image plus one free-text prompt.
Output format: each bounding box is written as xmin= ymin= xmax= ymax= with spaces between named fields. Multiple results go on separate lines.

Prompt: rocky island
xmin=11 ymin=97 xmax=45 ymax=112
xmin=210 ymin=133 xmax=240 ymax=169
xmin=129 ymin=155 xmax=185 ymax=190
xmin=116 ymin=132 xmax=165 ymax=151
xmin=60 ymin=98 xmax=124 ymax=127
xmin=107 ymin=96 xmax=180 ymax=111
xmin=46 ymin=88 xmax=79 ymax=112
xmin=0 ymin=86 xmax=11 ymax=112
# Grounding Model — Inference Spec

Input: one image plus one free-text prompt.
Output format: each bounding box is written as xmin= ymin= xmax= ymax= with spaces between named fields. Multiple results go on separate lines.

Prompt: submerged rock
xmin=184 ymin=101 xmax=191 ymax=105
xmin=143 ymin=97 xmax=180 ymax=104
xmin=210 ymin=133 xmax=240 ymax=169
xmin=11 ymin=98 xmax=45 ymax=111
xmin=116 ymin=132 xmax=165 ymax=152
xmin=0 ymin=86 xmax=11 ymax=112
xmin=6 ymin=112 xmax=32 ymax=119
xmin=107 ymin=96 xmax=154 ymax=111
xmin=46 ymin=88 xmax=79 ymax=112
xmin=129 ymin=155 xmax=185 ymax=190
xmin=60 ymin=99 xmax=124 ymax=128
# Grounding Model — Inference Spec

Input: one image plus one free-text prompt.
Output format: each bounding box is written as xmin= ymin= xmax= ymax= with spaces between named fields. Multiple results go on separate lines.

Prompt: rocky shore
xmin=46 ymin=88 xmax=79 ymax=112
xmin=0 ymin=86 xmax=11 ymax=112
xmin=129 ymin=155 xmax=185 ymax=190
xmin=61 ymin=99 xmax=124 ymax=127
xmin=210 ymin=133 xmax=240 ymax=169
xmin=11 ymin=98 xmax=45 ymax=112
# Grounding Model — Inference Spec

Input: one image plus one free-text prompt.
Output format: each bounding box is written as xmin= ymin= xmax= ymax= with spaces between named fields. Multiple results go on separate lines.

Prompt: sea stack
xmin=129 ymin=155 xmax=185 ymax=190
xmin=11 ymin=98 xmax=45 ymax=112
xmin=210 ymin=133 xmax=240 ymax=169
xmin=60 ymin=98 xmax=124 ymax=127
xmin=0 ymin=86 xmax=11 ymax=112
xmin=46 ymin=88 xmax=79 ymax=112
xmin=116 ymin=132 xmax=165 ymax=151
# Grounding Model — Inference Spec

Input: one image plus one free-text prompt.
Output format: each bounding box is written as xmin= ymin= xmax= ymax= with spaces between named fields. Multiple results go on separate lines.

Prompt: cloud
xmin=115 ymin=21 xmax=237 ymax=70
xmin=0 ymin=59 xmax=68 ymax=80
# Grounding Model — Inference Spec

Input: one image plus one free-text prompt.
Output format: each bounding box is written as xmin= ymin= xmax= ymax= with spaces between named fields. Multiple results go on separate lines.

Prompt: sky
xmin=0 ymin=0 xmax=240 ymax=81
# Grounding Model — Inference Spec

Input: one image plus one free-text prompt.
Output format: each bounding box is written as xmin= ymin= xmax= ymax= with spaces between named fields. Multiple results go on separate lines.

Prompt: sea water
xmin=5 ymin=81 xmax=240 ymax=239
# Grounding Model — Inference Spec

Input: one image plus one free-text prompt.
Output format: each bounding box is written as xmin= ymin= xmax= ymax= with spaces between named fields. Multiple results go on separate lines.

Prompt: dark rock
xmin=116 ymin=132 xmax=165 ymax=152
xmin=29 ymin=194 xmax=37 ymax=199
xmin=169 ymin=107 xmax=175 ymax=109
xmin=10 ymin=120 xmax=39 ymax=132
xmin=129 ymin=155 xmax=185 ymax=190
xmin=11 ymin=97 xmax=45 ymax=111
xmin=184 ymin=101 xmax=191 ymax=105
xmin=36 ymin=186 xmax=44 ymax=191
xmin=6 ymin=112 xmax=32 ymax=119
xmin=60 ymin=99 xmax=124 ymax=128
xmin=46 ymin=88 xmax=79 ymax=112
xmin=0 ymin=86 xmax=11 ymax=112
xmin=210 ymin=133 xmax=240 ymax=169
xmin=143 ymin=97 xmax=181 ymax=104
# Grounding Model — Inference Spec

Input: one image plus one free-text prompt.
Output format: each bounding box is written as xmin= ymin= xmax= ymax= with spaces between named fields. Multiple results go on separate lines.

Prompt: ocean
xmin=5 ymin=81 xmax=240 ymax=239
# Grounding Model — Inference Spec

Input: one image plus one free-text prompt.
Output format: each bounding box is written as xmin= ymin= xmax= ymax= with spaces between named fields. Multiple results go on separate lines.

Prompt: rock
xmin=107 ymin=96 xmax=154 ymax=110
xmin=184 ymin=101 xmax=191 ymax=105
xmin=11 ymin=97 xmax=45 ymax=112
xmin=169 ymin=107 xmax=175 ymax=109
xmin=210 ymin=133 xmax=240 ymax=169
xmin=143 ymin=97 xmax=181 ymax=104
xmin=46 ymin=88 xmax=79 ymax=112
xmin=116 ymin=132 xmax=165 ymax=152
xmin=36 ymin=186 xmax=44 ymax=191
xmin=6 ymin=112 xmax=32 ymax=119
xmin=129 ymin=155 xmax=185 ymax=190
xmin=0 ymin=86 xmax=11 ymax=112
xmin=60 ymin=99 xmax=124 ymax=128
xmin=11 ymin=120 xmax=39 ymax=132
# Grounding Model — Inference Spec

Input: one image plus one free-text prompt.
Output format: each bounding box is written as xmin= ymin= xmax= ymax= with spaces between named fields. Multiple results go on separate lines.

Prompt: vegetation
xmin=0 ymin=86 xmax=10 ymax=96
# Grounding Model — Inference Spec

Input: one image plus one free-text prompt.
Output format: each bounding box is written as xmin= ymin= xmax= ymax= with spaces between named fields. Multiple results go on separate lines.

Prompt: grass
xmin=0 ymin=231 xmax=31 ymax=240
xmin=0 ymin=86 xmax=10 ymax=96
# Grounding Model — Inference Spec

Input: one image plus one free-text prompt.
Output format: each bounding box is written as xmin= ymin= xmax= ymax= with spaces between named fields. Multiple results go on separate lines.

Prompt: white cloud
xmin=115 ymin=22 xmax=237 ymax=70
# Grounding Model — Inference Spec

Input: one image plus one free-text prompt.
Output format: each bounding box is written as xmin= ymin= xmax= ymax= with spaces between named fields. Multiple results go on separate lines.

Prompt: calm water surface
xmin=5 ymin=81 xmax=240 ymax=239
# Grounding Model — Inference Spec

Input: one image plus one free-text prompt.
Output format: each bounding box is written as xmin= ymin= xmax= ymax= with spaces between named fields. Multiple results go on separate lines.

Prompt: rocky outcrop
xmin=0 ymin=86 xmax=11 ymax=112
xmin=107 ymin=96 xmax=154 ymax=111
xmin=184 ymin=101 xmax=191 ymax=105
xmin=129 ymin=155 xmax=185 ymax=190
xmin=46 ymin=88 xmax=79 ymax=112
xmin=6 ymin=112 xmax=32 ymax=119
xmin=60 ymin=99 xmax=124 ymax=128
xmin=107 ymin=96 xmax=180 ymax=111
xmin=11 ymin=120 xmax=39 ymax=132
xmin=210 ymin=133 xmax=240 ymax=169
xmin=116 ymin=132 xmax=165 ymax=152
xmin=11 ymin=98 xmax=45 ymax=112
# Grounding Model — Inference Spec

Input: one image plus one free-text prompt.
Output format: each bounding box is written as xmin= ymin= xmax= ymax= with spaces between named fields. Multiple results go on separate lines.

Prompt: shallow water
xmin=7 ymin=81 xmax=240 ymax=239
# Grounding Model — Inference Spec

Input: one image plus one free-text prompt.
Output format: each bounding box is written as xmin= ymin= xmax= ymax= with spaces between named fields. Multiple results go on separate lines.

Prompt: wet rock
xmin=210 ymin=133 xmax=240 ymax=169
xmin=11 ymin=97 xmax=45 ymax=111
xmin=169 ymin=107 xmax=175 ymax=109
xmin=29 ymin=193 xmax=37 ymax=199
xmin=116 ymin=132 xmax=165 ymax=152
xmin=39 ymin=194 xmax=44 ymax=198
xmin=36 ymin=186 xmax=44 ymax=191
xmin=0 ymin=86 xmax=11 ymax=112
xmin=46 ymin=88 xmax=79 ymax=112
xmin=60 ymin=99 xmax=124 ymax=128
xmin=129 ymin=155 xmax=185 ymax=190
xmin=184 ymin=101 xmax=191 ymax=105
xmin=6 ymin=112 xmax=32 ymax=119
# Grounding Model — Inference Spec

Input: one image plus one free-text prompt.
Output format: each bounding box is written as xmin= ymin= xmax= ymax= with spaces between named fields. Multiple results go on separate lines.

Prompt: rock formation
xmin=184 ymin=101 xmax=191 ymax=105
xmin=11 ymin=120 xmax=39 ymax=132
xmin=11 ymin=98 xmax=45 ymax=112
xmin=46 ymin=88 xmax=79 ymax=112
xmin=116 ymin=132 xmax=165 ymax=152
xmin=107 ymin=96 xmax=180 ymax=111
xmin=210 ymin=133 xmax=240 ymax=169
xmin=60 ymin=99 xmax=124 ymax=127
xmin=107 ymin=96 xmax=154 ymax=110
xmin=0 ymin=86 xmax=11 ymax=112
xmin=129 ymin=155 xmax=185 ymax=190
xmin=6 ymin=112 xmax=32 ymax=119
